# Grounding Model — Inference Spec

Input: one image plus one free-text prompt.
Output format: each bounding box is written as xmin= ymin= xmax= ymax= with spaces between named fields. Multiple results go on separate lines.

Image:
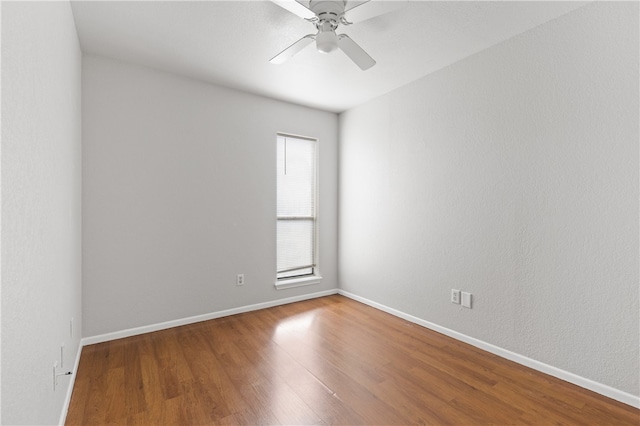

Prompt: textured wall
xmin=339 ymin=2 xmax=639 ymax=396
xmin=82 ymin=55 xmax=338 ymax=337
xmin=1 ymin=2 xmax=83 ymax=424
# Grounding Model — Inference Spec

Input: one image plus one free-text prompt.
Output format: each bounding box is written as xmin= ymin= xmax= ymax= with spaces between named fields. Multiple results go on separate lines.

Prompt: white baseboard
xmin=338 ymin=289 xmax=640 ymax=409
xmin=58 ymin=340 xmax=83 ymax=425
xmin=82 ymin=288 xmax=339 ymax=346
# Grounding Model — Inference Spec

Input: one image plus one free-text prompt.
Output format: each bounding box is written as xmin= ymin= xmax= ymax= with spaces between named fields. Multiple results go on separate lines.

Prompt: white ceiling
xmin=70 ymin=1 xmax=587 ymax=113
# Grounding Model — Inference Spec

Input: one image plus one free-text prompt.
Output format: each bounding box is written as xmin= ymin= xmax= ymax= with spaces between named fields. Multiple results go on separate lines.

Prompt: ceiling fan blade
xmin=270 ymin=34 xmax=315 ymax=64
xmin=343 ymin=0 xmax=407 ymax=24
xmin=338 ymin=34 xmax=376 ymax=70
xmin=344 ymin=0 xmax=371 ymax=13
xmin=269 ymin=0 xmax=315 ymax=20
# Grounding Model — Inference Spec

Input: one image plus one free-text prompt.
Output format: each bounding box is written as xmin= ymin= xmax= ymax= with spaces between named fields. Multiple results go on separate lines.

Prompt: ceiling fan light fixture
xmin=316 ymin=29 xmax=338 ymax=54
xmin=269 ymin=0 xmax=394 ymax=69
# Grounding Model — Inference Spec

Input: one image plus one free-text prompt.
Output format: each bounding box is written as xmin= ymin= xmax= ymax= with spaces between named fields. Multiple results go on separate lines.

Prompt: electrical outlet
xmin=462 ymin=292 xmax=472 ymax=308
xmin=236 ymin=274 xmax=244 ymax=286
xmin=451 ymin=289 xmax=461 ymax=304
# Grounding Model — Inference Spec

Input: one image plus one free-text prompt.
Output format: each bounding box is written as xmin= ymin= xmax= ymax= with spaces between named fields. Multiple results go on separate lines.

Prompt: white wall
xmin=1 ymin=2 xmax=83 ymax=424
xmin=82 ymin=55 xmax=338 ymax=337
xmin=339 ymin=2 xmax=639 ymax=398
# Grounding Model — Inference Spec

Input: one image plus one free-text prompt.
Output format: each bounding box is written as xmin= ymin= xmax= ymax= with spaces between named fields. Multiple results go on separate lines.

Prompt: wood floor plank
xmin=104 ymin=367 xmax=126 ymax=424
xmin=123 ymin=338 xmax=147 ymax=417
xmin=175 ymin=327 xmax=238 ymax=421
xmin=82 ymin=345 xmax=113 ymax=425
xmin=66 ymin=295 xmax=639 ymax=425
xmin=233 ymin=319 xmax=366 ymax=425
xmin=260 ymin=310 xmax=409 ymax=424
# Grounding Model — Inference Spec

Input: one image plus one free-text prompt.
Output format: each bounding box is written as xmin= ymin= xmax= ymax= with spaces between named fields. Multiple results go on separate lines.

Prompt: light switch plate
xmin=462 ymin=292 xmax=472 ymax=308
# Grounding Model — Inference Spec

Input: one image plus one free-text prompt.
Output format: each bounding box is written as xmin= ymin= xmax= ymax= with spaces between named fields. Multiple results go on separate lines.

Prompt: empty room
xmin=2 ymin=0 xmax=638 ymax=424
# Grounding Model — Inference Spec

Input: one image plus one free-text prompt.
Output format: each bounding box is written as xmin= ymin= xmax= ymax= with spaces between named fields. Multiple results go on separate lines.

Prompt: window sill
xmin=275 ymin=275 xmax=323 ymax=290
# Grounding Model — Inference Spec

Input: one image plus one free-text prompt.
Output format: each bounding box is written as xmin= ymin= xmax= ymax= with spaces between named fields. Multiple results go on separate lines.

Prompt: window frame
xmin=275 ymin=133 xmax=322 ymax=290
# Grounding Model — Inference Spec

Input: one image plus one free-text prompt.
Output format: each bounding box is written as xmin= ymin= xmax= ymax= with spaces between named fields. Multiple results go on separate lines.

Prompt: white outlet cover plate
xmin=451 ymin=289 xmax=461 ymax=304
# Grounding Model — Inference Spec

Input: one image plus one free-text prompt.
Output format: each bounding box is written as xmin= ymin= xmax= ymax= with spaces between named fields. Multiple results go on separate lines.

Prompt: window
xmin=276 ymin=134 xmax=320 ymax=287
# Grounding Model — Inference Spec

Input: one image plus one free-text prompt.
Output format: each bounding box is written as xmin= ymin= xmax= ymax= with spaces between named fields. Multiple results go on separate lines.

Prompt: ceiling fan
xmin=269 ymin=0 xmax=405 ymax=70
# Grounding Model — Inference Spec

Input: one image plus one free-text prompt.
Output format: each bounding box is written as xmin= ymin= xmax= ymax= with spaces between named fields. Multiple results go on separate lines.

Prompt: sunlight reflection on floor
xmin=273 ymin=311 xmax=317 ymax=339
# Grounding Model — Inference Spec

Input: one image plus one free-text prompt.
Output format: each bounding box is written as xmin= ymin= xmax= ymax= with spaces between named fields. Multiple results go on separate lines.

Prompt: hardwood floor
xmin=66 ymin=295 xmax=639 ymax=425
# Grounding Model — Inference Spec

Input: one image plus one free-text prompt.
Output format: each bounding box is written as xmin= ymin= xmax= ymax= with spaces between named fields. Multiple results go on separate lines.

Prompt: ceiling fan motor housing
xmin=311 ymin=1 xmax=344 ymax=53
xmin=310 ymin=1 xmax=345 ymax=26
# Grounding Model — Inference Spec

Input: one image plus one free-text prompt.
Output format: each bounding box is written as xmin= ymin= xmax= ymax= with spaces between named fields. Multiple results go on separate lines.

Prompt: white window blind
xmin=277 ymin=134 xmax=316 ymax=280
